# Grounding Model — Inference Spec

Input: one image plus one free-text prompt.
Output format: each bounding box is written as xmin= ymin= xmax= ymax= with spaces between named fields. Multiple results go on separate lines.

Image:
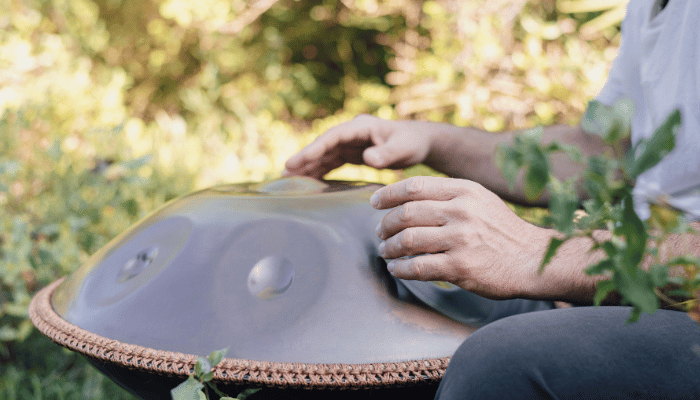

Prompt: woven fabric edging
xmin=29 ymin=278 xmax=451 ymax=389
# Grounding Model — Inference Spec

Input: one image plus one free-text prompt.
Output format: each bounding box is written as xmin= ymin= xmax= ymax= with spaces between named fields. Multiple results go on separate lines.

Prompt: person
xmin=285 ymin=0 xmax=700 ymax=398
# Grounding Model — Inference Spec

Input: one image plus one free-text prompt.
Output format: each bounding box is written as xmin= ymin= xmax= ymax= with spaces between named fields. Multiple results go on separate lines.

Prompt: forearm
xmin=523 ymin=222 xmax=700 ymax=305
xmin=424 ymin=123 xmax=616 ymax=206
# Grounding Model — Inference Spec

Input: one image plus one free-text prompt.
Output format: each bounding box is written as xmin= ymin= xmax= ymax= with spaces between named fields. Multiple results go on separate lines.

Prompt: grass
xmin=1 ymin=331 xmax=137 ymax=400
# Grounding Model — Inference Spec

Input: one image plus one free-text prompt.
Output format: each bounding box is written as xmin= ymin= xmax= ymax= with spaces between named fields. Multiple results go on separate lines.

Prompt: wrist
xmin=423 ymin=124 xmax=474 ymax=175
xmin=516 ymin=226 xmax=563 ymax=299
xmin=521 ymin=229 xmax=609 ymax=304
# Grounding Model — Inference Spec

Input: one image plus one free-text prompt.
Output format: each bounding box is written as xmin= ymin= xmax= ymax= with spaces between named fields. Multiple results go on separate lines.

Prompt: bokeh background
xmin=1 ymin=0 xmax=625 ymax=397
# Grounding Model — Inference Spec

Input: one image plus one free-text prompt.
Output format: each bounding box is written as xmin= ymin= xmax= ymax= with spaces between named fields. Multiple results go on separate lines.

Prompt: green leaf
xmin=544 ymin=142 xmax=583 ymax=163
xmin=549 ymin=185 xmax=578 ymax=234
xmin=582 ymin=100 xmax=617 ymax=141
xmin=195 ymin=357 xmax=211 ymax=379
xmin=668 ymin=255 xmax=700 ymax=268
xmin=171 ymin=375 xmax=204 ymax=400
xmin=522 ymin=126 xmax=544 ymax=141
xmin=626 ymin=307 xmax=642 ymax=324
xmin=207 ymin=347 xmax=228 ymax=367
xmin=593 ymin=279 xmax=615 ymax=306
xmin=494 ymin=145 xmax=522 ymax=190
xmin=236 ymin=388 xmax=262 ymax=400
xmin=667 ymin=288 xmax=692 ymax=298
xmin=540 ymin=237 xmax=564 ymax=272
xmin=586 ymin=259 xmax=614 ymax=275
xmin=613 ymin=271 xmax=659 ymax=315
xmin=524 ymin=169 xmax=547 ymax=200
xmin=625 ymin=109 xmax=681 ymax=178
xmin=200 ymin=371 xmax=213 ymax=383
xmin=649 ymin=265 xmax=668 ymax=288
xmin=617 ymin=194 xmax=647 ymax=269
xmin=613 ymin=98 xmax=634 ymax=123
xmin=523 ymin=145 xmax=549 ymax=200
xmin=581 ymin=98 xmax=634 ymax=145
xmin=600 ymin=241 xmax=618 ymax=258
xmin=208 ymin=382 xmax=230 ymax=398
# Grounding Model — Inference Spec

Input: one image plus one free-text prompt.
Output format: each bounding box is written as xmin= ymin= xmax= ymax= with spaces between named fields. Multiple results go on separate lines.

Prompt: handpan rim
xmin=29 ymin=278 xmax=451 ymax=390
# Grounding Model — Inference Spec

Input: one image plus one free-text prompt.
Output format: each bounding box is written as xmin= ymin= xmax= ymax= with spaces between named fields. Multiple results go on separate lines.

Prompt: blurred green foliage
xmin=1 ymin=0 xmax=622 ymax=397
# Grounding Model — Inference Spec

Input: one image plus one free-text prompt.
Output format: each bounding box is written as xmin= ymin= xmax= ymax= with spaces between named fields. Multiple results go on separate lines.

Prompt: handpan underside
xmin=29 ymin=177 xmax=547 ymax=397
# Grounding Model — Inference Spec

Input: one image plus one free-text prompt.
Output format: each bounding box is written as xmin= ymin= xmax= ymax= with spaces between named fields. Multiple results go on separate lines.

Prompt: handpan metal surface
xmin=29 ymin=177 xmax=549 ymax=397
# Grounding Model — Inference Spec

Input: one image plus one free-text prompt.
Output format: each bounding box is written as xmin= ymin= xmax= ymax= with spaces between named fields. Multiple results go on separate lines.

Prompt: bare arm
xmin=284 ymin=116 xmax=627 ymax=207
xmin=371 ymin=176 xmax=700 ymax=305
xmin=286 ymin=116 xmax=696 ymax=306
xmin=529 ymin=221 xmax=700 ymax=305
xmin=424 ymin=123 xmax=629 ymax=206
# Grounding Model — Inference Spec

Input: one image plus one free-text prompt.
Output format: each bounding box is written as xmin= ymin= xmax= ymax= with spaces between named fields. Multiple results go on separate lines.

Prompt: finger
xmin=371 ymin=176 xmax=475 ymax=209
xmin=286 ymin=117 xmax=375 ymax=168
xmin=377 ymin=200 xmax=448 ymax=240
xmin=286 ymin=133 xmax=373 ymax=177
xmin=378 ymin=226 xmax=451 ymax=259
xmin=386 ymin=253 xmax=453 ymax=282
xmin=362 ymin=132 xmax=420 ymax=170
xmin=284 ymin=139 xmax=332 ymax=172
xmin=286 ymin=147 xmax=351 ymax=178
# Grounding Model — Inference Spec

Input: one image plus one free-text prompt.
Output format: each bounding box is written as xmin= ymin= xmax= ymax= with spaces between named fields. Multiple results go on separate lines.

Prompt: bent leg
xmin=435 ymin=307 xmax=700 ymax=400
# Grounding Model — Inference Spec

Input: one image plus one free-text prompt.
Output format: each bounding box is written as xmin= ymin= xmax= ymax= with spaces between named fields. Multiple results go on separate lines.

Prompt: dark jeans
xmin=435 ymin=306 xmax=700 ymax=399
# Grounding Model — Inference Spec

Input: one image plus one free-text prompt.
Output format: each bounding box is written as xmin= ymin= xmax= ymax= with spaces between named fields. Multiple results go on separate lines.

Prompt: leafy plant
xmin=171 ymin=348 xmax=259 ymax=400
xmin=497 ymin=99 xmax=699 ymax=322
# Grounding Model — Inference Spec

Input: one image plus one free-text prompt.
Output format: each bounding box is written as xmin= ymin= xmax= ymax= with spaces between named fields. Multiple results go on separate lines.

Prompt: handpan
xmin=29 ymin=177 xmax=550 ymax=399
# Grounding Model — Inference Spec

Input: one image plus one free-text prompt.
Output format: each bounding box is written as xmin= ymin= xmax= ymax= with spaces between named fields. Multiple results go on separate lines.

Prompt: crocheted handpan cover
xmin=30 ymin=278 xmax=450 ymax=390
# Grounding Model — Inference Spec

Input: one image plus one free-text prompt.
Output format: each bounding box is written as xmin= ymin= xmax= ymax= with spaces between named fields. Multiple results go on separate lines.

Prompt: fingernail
xmin=370 ymin=191 xmax=380 ymax=208
xmin=386 ymin=260 xmax=395 ymax=273
xmin=375 ymin=222 xmax=382 ymax=238
xmin=378 ymin=241 xmax=385 ymax=256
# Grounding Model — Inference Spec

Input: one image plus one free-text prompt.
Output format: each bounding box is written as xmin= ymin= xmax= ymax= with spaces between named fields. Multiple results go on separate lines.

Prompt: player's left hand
xmin=372 ymin=176 xmax=552 ymax=300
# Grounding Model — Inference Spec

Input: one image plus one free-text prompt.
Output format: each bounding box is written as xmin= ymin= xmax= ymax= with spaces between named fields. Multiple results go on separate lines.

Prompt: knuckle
xmin=448 ymin=199 xmax=470 ymax=219
xmin=463 ymin=180 xmax=486 ymax=196
xmin=401 ymin=229 xmax=415 ymax=250
xmin=405 ymin=176 xmax=425 ymax=196
xmin=410 ymin=258 xmax=424 ymax=280
xmin=398 ymin=203 xmax=413 ymax=223
xmin=452 ymin=228 xmax=470 ymax=246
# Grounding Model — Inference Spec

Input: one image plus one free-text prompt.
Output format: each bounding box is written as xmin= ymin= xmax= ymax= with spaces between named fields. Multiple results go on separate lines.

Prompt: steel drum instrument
xmin=29 ymin=177 xmax=551 ymax=399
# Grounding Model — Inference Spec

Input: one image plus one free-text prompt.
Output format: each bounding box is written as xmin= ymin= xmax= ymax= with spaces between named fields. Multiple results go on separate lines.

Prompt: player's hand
xmin=284 ymin=115 xmax=434 ymax=178
xmin=372 ymin=176 xmax=552 ymax=300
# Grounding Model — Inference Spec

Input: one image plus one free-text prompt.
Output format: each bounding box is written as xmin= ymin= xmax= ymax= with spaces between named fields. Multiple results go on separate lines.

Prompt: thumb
xmin=363 ymin=136 xmax=418 ymax=169
xmin=362 ymin=146 xmax=387 ymax=168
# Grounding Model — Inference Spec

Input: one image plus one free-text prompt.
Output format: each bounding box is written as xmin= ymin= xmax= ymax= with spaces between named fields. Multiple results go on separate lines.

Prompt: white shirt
xmin=596 ymin=0 xmax=700 ymax=221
